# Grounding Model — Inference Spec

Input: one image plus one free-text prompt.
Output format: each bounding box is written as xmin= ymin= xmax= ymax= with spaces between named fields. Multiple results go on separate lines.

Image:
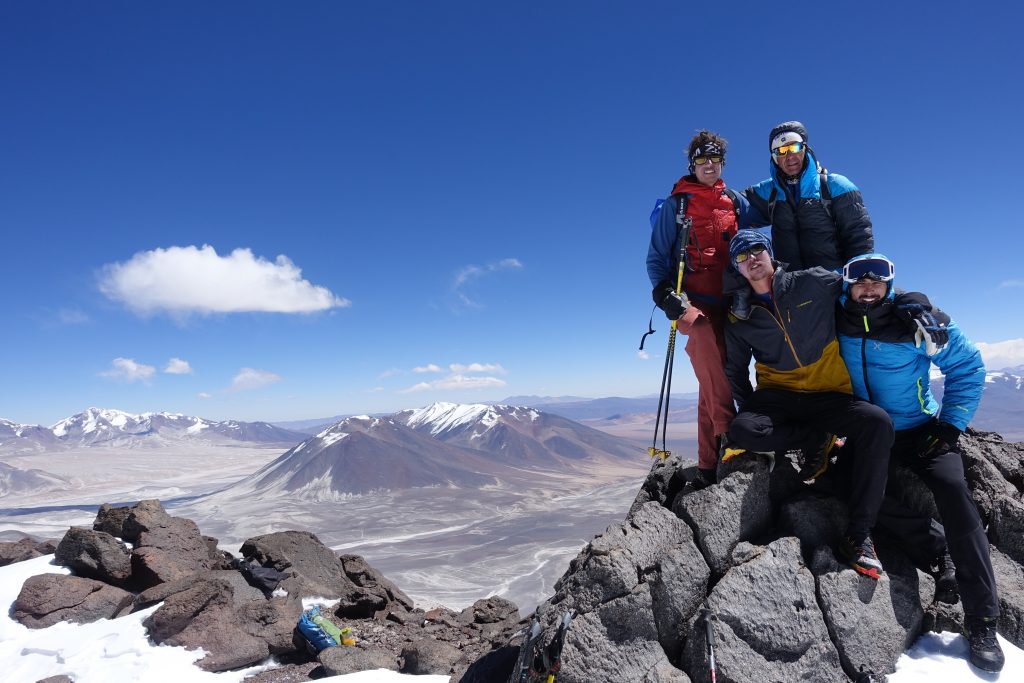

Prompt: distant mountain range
xmin=933 ymin=368 xmax=1024 ymax=440
xmin=0 ymin=407 xmax=307 ymax=453
xmin=499 ymin=370 xmax=1024 ymax=440
xmin=221 ymin=402 xmax=639 ymax=498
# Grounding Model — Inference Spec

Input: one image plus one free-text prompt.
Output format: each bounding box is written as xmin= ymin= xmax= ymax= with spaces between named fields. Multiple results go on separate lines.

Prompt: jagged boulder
xmin=13 ymin=573 xmax=133 ymax=628
xmin=492 ymin=431 xmax=1024 ymax=682
xmin=339 ymin=553 xmax=415 ymax=614
xmin=993 ymin=547 xmax=1024 ymax=646
xmin=141 ymin=570 xmax=298 ymax=672
xmin=240 ymin=530 xmax=408 ymax=618
xmin=682 ymin=538 xmax=845 ymax=683
xmin=116 ymin=499 xmax=212 ymax=587
xmin=54 ymin=526 xmax=132 ymax=585
xmin=93 ymin=503 xmax=132 ymax=538
xmin=319 ymin=645 xmax=398 ymax=675
xmin=813 ymin=546 xmax=925 ymax=679
xmin=401 ymin=638 xmax=462 ymax=675
xmin=672 ymin=455 xmax=773 ymax=578
xmin=0 ymin=536 xmax=55 ymax=566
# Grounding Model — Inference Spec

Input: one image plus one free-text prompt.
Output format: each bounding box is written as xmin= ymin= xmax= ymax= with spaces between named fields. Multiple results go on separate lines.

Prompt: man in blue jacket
xmin=836 ymin=253 xmax=1003 ymax=673
xmin=745 ymin=121 xmax=873 ymax=271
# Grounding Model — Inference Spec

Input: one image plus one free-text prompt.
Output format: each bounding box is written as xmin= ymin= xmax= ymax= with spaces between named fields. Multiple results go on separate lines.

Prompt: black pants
xmin=729 ymin=389 xmax=894 ymax=538
xmin=887 ymin=422 xmax=999 ymax=618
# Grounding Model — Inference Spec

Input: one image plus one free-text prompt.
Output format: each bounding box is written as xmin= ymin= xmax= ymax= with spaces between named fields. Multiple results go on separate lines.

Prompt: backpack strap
xmin=818 ymin=169 xmax=832 ymax=219
xmin=723 ymin=187 xmax=741 ymax=221
xmin=674 ymin=192 xmax=689 ymax=226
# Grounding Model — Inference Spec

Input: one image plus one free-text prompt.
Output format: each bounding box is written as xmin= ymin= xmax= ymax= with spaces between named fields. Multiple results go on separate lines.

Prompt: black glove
xmin=898 ymin=302 xmax=949 ymax=355
xmin=915 ymin=420 xmax=962 ymax=459
xmin=652 ymin=279 xmax=689 ymax=320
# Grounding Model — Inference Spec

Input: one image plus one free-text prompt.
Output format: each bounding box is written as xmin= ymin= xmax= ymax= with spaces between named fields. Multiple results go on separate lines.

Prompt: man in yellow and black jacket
xmin=723 ymin=229 xmax=893 ymax=579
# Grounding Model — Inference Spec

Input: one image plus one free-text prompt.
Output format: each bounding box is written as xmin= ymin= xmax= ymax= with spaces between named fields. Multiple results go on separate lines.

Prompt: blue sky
xmin=3 ymin=1 xmax=1022 ymax=425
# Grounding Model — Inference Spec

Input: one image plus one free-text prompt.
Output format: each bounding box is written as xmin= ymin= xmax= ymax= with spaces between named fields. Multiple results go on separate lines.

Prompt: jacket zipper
xmin=757 ymin=296 xmax=803 ymax=368
xmin=860 ymin=312 xmax=874 ymax=402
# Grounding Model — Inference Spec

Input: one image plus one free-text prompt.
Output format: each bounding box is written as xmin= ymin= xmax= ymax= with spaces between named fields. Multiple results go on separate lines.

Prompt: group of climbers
xmin=644 ymin=121 xmax=1003 ymax=672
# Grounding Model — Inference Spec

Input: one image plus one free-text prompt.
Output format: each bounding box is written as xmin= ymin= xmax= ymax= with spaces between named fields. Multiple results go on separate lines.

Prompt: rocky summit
xmin=3 ymin=428 xmax=1024 ymax=682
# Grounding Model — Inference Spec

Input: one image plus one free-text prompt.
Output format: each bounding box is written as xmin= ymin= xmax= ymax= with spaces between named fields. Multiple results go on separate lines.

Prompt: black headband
xmin=690 ymin=141 xmax=724 ymax=160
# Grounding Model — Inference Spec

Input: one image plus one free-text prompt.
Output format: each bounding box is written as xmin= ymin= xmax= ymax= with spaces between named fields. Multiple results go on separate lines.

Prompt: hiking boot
xmin=798 ymin=432 xmax=840 ymax=481
xmin=840 ymin=533 xmax=884 ymax=579
xmin=964 ymin=615 xmax=1004 ymax=672
xmin=682 ymin=467 xmax=715 ymax=494
xmin=931 ymin=549 xmax=959 ymax=604
xmin=719 ymin=434 xmax=746 ymax=463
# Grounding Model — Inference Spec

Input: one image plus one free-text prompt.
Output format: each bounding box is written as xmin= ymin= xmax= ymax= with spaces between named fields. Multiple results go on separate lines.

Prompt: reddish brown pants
xmin=680 ymin=306 xmax=735 ymax=470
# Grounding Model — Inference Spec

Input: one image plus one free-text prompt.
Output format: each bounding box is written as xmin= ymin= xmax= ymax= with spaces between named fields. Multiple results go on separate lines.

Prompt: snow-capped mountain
xmin=228 ymin=414 xmax=500 ymax=498
xmin=0 ymin=408 xmax=306 ymax=451
xmin=216 ymin=403 xmax=639 ymax=498
xmin=933 ymin=368 xmax=1024 ymax=440
xmin=0 ymin=419 xmax=58 ymax=449
xmin=393 ymin=402 xmax=639 ymax=463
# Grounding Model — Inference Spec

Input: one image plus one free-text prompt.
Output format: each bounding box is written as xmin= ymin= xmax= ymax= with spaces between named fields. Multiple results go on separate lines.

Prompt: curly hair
xmin=687 ymin=130 xmax=728 ymax=160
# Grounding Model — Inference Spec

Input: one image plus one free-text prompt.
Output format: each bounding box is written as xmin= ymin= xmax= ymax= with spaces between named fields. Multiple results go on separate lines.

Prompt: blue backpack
xmin=296 ymin=606 xmax=339 ymax=653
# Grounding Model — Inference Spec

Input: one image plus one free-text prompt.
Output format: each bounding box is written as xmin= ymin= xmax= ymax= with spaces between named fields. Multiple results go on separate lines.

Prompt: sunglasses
xmin=693 ymin=155 xmax=723 ymax=166
xmin=734 ymin=244 xmax=767 ymax=263
xmin=843 ymin=257 xmax=895 ymax=283
xmin=772 ymin=141 xmax=804 ymax=157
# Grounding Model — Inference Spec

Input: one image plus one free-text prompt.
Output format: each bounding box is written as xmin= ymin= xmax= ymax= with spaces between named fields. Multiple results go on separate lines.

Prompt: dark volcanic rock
xmin=401 ymin=638 xmax=462 ymax=675
xmin=142 ymin=571 xmax=277 ymax=672
xmin=93 ymin=503 xmax=132 ymax=538
xmin=0 ymin=537 xmax=45 ymax=566
xmin=240 ymin=530 xmax=396 ymax=618
xmin=319 ymin=645 xmax=398 ymax=675
xmin=54 ymin=527 xmax=132 ymax=584
xmin=683 ymin=537 xmax=845 ymax=682
xmin=339 ymin=553 xmax=415 ymax=615
xmin=507 ymin=431 xmax=1024 ymax=683
xmin=114 ymin=499 xmax=213 ymax=588
xmin=13 ymin=573 xmax=133 ymax=628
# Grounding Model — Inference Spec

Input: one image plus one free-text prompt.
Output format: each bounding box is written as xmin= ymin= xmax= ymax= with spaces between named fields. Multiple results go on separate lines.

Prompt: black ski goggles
xmin=843 ymin=257 xmax=895 ymax=284
xmin=693 ymin=155 xmax=723 ymax=166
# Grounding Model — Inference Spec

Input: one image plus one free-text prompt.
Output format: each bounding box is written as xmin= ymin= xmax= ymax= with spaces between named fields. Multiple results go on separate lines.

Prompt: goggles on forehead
xmin=734 ymin=244 xmax=767 ymax=263
xmin=772 ymin=141 xmax=805 ymax=157
xmin=693 ymin=155 xmax=723 ymax=166
xmin=843 ymin=256 xmax=895 ymax=284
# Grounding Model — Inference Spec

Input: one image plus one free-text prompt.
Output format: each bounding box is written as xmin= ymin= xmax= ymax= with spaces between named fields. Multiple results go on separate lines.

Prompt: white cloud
xmin=638 ymin=350 xmax=650 ymax=360
xmin=434 ymin=375 xmax=507 ymax=390
xmin=399 ymin=382 xmax=434 ymax=394
xmin=449 ymin=362 xmax=505 ymax=374
xmin=450 ymin=258 xmax=523 ymax=308
xmin=197 ymin=392 xmax=212 ymax=399
xmin=164 ymin=358 xmax=193 ymax=375
xmin=413 ymin=364 xmax=444 ymax=374
xmin=229 ymin=367 xmax=282 ymax=392
xmin=975 ymin=338 xmax=1024 ymax=372
xmin=399 ymin=374 xmax=507 ymax=393
xmin=997 ymin=280 xmax=1024 ymax=290
xmin=99 ymin=358 xmax=156 ymax=383
xmin=98 ymin=245 xmax=350 ymax=316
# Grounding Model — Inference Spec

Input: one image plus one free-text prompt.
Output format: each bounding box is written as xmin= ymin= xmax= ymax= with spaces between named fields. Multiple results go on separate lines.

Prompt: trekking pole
xmin=701 ymin=602 xmax=718 ymax=683
xmin=648 ymin=216 xmax=691 ymax=460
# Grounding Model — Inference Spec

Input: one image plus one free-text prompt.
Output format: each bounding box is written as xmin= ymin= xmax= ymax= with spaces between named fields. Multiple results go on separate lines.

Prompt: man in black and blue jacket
xmin=837 ymin=253 xmax=1003 ymax=673
xmin=744 ymin=121 xmax=873 ymax=271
